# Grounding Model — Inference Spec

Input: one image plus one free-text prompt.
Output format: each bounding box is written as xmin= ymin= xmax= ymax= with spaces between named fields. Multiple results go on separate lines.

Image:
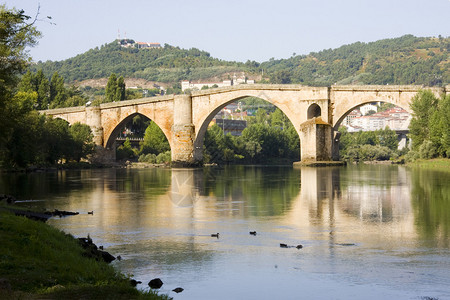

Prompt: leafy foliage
xmin=30 ymin=42 xmax=247 ymax=83
xmin=203 ymin=107 xmax=300 ymax=164
xmin=260 ymin=35 xmax=449 ymax=86
xmin=338 ymin=126 xmax=399 ymax=161
xmin=18 ymin=70 xmax=87 ymax=109
xmin=409 ymin=90 xmax=450 ymax=158
xmin=29 ymin=35 xmax=449 ymax=88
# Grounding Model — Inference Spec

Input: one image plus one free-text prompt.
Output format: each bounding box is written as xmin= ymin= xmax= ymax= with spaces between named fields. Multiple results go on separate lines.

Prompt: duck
xmin=249 ymin=231 xmax=257 ymax=235
xmin=211 ymin=233 xmax=219 ymax=238
xmin=130 ymin=279 xmax=142 ymax=287
xmin=172 ymin=287 xmax=184 ymax=293
xmin=280 ymin=243 xmax=288 ymax=248
xmin=88 ymin=211 xmax=94 ymax=215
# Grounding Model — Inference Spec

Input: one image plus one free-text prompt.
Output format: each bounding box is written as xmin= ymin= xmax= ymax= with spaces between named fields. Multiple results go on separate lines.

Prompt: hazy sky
xmin=10 ymin=0 xmax=450 ymax=63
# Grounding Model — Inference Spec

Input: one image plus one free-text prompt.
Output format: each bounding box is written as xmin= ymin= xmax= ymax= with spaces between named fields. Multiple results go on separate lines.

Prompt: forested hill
xmin=262 ymin=35 xmax=449 ymax=86
xmin=31 ymin=35 xmax=449 ymax=87
xmin=30 ymin=42 xmax=249 ymax=83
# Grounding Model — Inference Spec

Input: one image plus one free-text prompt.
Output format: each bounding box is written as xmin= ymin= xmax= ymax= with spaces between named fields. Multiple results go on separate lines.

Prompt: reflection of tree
xmin=198 ymin=166 xmax=300 ymax=217
xmin=410 ymin=168 xmax=450 ymax=247
xmin=335 ymin=165 xmax=411 ymax=223
xmin=111 ymin=169 xmax=171 ymax=197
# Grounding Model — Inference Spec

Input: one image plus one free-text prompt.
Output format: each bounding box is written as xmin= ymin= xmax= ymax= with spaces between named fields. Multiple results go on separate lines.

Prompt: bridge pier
xmin=85 ymin=106 xmax=116 ymax=163
xmin=171 ymin=95 xmax=199 ymax=167
xmin=299 ymin=117 xmax=333 ymax=162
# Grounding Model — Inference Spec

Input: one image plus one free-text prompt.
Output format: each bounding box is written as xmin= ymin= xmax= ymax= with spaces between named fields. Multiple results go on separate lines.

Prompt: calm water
xmin=1 ymin=165 xmax=449 ymax=300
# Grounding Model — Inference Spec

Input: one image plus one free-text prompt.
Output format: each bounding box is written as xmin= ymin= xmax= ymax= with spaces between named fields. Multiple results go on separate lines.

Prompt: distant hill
xmin=30 ymin=35 xmax=449 ymax=87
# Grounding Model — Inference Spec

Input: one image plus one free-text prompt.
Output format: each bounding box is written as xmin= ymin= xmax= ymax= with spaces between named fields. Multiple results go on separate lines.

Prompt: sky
xmin=9 ymin=0 xmax=450 ymax=63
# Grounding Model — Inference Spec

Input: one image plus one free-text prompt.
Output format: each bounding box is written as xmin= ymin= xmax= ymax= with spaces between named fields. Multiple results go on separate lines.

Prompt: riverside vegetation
xmin=0 ymin=207 xmax=170 ymax=299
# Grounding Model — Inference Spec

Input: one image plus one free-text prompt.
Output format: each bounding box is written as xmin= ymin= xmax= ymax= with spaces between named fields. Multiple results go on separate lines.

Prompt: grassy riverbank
xmin=407 ymin=158 xmax=450 ymax=172
xmin=0 ymin=209 xmax=170 ymax=300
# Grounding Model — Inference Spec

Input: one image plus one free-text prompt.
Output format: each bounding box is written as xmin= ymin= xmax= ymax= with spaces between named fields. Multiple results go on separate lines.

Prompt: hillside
xmin=262 ymin=35 xmax=449 ymax=86
xmin=30 ymin=35 xmax=449 ymax=87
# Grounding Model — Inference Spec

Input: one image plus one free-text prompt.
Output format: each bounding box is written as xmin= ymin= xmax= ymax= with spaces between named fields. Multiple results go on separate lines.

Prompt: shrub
xmin=419 ymin=140 xmax=437 ymax=159
xmin=156 ymin=151 xmax=171 ymax=164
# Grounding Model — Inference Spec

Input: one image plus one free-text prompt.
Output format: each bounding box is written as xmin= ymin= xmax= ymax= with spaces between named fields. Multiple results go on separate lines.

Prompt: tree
xmin=105 ymin=73 xmax=126 ymax=102
xmin=0 ymin=5 xmax=40 ymax=166
xmin=105 ymin=73 xmax=118 ymax=102
xmin=409 ymin=90 xmax=439 ymax=151
xmin=376 ymin=127 xmax=398 ymax=151
xmin=116 ymin=76 xmax=126 ymax=101
xmin=68 ymin=122 xmax=95 ymax=162
xmin=140 ymin=122 xmax=170 ymax=155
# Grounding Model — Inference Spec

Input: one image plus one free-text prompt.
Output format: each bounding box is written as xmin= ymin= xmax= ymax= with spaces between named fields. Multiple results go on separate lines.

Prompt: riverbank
xmin=0 ymin=208 xmax=170 ymax=300
xmin=407 ymin=158 xmax=450 ymax=172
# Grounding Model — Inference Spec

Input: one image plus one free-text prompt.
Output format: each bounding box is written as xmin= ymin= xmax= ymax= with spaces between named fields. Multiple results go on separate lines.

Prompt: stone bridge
xmin=42 ymin=84 xmax=447 ymax=165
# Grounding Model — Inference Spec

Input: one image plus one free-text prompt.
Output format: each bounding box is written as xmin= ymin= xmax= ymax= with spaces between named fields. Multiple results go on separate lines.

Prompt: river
xmin=1 ymin=165 xmax=449 ymax=300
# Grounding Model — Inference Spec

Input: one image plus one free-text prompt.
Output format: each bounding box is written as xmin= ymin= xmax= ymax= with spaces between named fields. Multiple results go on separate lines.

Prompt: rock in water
xmin=296 ymin=244 xmax=303 ymax=249
xmin=148 ymin=278 xmax=163 ymax=289
xmin=172 ymin=287 xmax=184 ymax=293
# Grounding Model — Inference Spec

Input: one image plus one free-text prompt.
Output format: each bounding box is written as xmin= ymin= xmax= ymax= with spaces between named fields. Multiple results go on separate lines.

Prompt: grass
xmin=0 ymin=209 xmax=171 ymax=299
xmin=407 ymin=158 xmax=450 ymax=172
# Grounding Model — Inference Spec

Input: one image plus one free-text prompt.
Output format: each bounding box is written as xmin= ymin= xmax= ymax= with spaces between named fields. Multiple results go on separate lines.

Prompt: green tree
xmin=116 ymin=76 xmax=126 ymax=100
xmin=105 ymin=73 xmax=118 ymax=102
xmin=0 ymin=5 xmax=40 ymax=167
xmin=376 ymin=127 xmax=398 ymax=151
xmin=409 ymin=90 xmax=439 ymax=151
xmin=140 ymin=122 xmax=170 ymax=154
xmin=440 ymin=95 xmax=450 ymax=156
xmin=116 ymin=138 xmax=136 ymax=160
xmin=68 ymin=122 xmax=95 ymax=162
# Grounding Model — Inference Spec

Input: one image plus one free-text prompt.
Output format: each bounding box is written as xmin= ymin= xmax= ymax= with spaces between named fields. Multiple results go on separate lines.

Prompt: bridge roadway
xmin=42 ymin=84 xmax=448 ymax=165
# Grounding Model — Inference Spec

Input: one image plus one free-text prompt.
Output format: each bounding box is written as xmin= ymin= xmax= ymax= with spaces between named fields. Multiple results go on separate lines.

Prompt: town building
xmin=349 ymin=107 xmax=411 ymax=131
xmin=181 ymin=73 xmax=254 ymax=92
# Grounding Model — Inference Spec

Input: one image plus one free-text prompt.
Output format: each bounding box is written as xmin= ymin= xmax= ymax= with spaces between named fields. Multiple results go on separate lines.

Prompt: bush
xmin=138 ymin=153 xmax=157 ymax=163
xmin=156 ymin=151 xmax=171 ymax=164
xmin=405 ymin=150 xmax=420 ymax=162
xmin=116 ymin=138 xmax=137 ymax=160
xmin=419 ymin=140 xmax=437 ymax=159
xmin=343 ymin=144 xmax=393 ymax=161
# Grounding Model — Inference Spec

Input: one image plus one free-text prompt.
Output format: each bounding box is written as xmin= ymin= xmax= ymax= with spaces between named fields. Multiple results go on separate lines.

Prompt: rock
xmin=0 ymin=278 xmax=11 ymax=291
xmin=77 ymin=236 xmax=116 ymax=263
xmin=100 ymin=250 xmax=116 ymax=263
xmin=148 ymin=278 xmax=163 ymax=289
xmin=0 ymin=194 xmax=16 ymax=204
xmin=172 ymin=287 xmax=184 ymax=293
xmin=296 ymin=244 xmax=303 ymax=249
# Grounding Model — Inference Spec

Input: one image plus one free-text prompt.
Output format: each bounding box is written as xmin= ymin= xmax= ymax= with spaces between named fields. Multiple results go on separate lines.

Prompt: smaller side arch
xmin=307 ymin=104 xmax=321 ymax=119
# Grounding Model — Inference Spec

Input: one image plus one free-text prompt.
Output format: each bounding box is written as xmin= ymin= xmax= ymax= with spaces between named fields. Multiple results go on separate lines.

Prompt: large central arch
xmin=191 ymin=91 xmax=308 ymax=161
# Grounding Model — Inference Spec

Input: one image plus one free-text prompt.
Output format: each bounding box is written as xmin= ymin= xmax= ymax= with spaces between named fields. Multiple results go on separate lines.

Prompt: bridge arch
xmin=192 ymin=91 xmax=303 ymax=161
xmin=104 ymin=112 xmax=171 ymax=151
xmin=330 ymin=86 xmax=421 ymax=130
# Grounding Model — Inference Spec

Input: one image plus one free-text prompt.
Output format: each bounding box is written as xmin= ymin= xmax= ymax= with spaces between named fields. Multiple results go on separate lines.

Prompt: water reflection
xmin=1 ymin=165 xmax=449 ymax=298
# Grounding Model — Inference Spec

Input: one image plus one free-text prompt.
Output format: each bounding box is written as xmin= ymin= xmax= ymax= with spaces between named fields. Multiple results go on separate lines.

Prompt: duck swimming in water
xmin=211 ymin=233 xmax=219 ymax=238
